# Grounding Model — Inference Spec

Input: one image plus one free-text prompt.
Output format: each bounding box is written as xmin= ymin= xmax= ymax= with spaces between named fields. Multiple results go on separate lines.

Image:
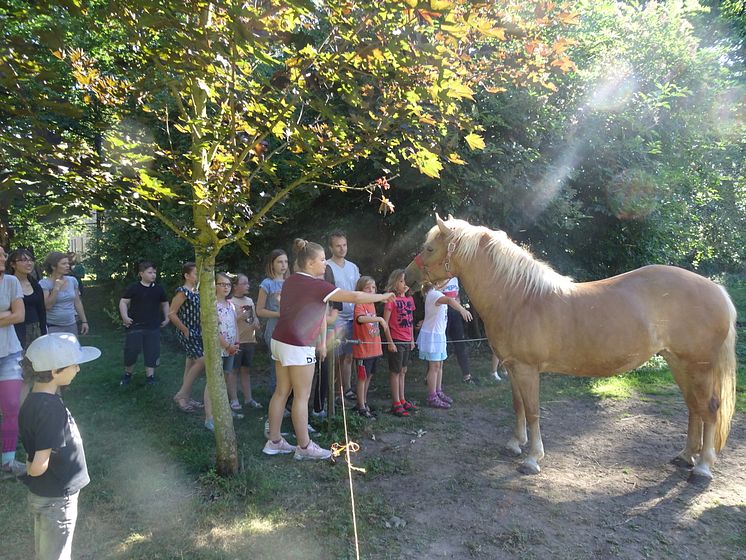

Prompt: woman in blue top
xmin=39 ymin=252 xmax=89 ymax=336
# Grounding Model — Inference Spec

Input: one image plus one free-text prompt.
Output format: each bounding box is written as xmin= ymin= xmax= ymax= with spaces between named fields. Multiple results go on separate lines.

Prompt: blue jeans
xmin=28 ymin=490 xmax=80 ymax=560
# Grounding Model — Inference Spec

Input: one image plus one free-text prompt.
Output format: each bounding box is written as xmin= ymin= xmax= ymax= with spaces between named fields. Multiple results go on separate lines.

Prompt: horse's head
xmin=404 ymin=214 xmax=461 ymax=292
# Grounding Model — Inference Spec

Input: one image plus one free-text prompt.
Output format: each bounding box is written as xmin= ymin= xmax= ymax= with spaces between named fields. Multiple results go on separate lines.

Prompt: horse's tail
xmin=714 ymin=285 xmax=737 ymax=452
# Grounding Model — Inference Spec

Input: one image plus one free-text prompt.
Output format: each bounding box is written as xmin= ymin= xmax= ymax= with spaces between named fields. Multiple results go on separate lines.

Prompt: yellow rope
xmin=331 ymin=378 xmax=363 ymax=560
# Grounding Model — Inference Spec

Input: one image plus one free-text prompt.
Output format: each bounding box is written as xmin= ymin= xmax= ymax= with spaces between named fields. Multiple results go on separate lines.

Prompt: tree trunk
xmin=198 ymin=251 xmax=238 ymax=475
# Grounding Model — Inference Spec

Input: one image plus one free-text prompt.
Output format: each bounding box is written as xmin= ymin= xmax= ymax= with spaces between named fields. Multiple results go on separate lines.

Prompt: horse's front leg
xmin=673 ymin=410 xmax=702 ymax=468
xmin=506 ymin=371 xmax=527 ymax=456
xmin=512 ymin=364 xmax=544 ymax=475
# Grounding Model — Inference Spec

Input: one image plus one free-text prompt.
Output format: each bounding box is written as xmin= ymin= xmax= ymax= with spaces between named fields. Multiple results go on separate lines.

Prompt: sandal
xmin=344 ymin=389 xmax=357 ymax=401
xmin=173 ymin=396 xmax=196 ymax=413
xmin=391 ymin=404 xmax=410 ymax=417
xmin=403 ymin=400 xmax=418 ymax=412
xmin=189 ymin=399 xmax=205 ymax=409
xmin=355 ymin=407 xmax=375 ymax=419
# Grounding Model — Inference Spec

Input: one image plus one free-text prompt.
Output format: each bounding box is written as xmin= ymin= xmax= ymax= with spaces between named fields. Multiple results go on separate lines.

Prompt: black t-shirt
xmin=19 ymin=392 xmax=90 ymax=498
xmin=122 ymin=281 xmax=168 ymax=329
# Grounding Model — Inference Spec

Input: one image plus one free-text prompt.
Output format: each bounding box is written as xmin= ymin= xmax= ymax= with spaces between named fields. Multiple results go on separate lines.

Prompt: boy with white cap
xmin=19 ymin=332 xmax=101 ymax=560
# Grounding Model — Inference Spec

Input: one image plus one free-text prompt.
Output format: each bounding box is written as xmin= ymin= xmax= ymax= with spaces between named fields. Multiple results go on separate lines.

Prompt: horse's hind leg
xmin=506 ymin=371 xmax=528 ymax=456
xmin=665 ymin=354 xmax=716 ymax=480
xmin=510 ymin=364 xmax=544 ymax=475
xmin=666 ymin=357 xmax=704 ymax=466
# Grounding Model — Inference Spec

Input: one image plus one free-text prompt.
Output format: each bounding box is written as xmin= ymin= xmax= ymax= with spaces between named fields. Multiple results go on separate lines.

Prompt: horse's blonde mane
xmin=432 ymin=219 xmax=573 ymax=298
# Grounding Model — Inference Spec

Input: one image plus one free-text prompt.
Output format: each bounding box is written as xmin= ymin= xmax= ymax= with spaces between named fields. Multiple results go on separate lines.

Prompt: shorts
xmin=386 ymin=341 xmax=411 ymax=374
xmin=271 ymin=339 xmax=316 ymax=367
xmin=333 ymin=319 xmax=354 ymax=356
xmin=419 ymin=350 xmax=447 ymax=362
xmin=235 ymin=343 xmax=256 ymax=368
xmin=222 ymin=355 xmax=236 ymax=372
xmin=123 ymin=328 xmax=161 ymax=368
xmin=356 ymin=357 xmax=379 ymax=379
xmin=0 ymin=351 xmax=22 ymax=381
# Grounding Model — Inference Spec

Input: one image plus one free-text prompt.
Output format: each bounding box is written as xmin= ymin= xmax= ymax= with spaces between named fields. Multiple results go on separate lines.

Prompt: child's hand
xmin=317 ymin=345 xmax=327 ymax=362
xmin=388 ymin=342 xmax=397 ymax=353
xmin=381 ymin=292 xmax=395 ymax=303
xmin=409 ymin=341 xmax=415 ymax=350
xmin=228 ymin=343 xmax=239 ymax=356
xmin=122 ymin=316 xmax=133 ymax=327
xmin=460 ymin=308 xmax=473 ymax=322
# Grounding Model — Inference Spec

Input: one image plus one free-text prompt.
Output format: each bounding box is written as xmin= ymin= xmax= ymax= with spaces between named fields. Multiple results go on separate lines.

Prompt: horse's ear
xmin=436 ymin=214 xmax=450 ymax=236
xmin=447 ymin=213 xmax=454 ymax=221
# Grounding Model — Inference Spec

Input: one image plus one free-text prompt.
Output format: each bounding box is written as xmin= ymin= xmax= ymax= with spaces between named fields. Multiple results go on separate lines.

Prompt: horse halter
xmin=414 ymin=240 xmax=457 ymax=281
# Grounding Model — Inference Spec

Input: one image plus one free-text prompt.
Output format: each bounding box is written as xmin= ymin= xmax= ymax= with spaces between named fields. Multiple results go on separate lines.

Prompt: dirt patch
xmin=357 ymin=385 xmax=746 ymax=560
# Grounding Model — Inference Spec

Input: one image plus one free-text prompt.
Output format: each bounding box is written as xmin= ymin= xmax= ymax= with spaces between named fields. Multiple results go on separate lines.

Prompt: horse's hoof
xmin=504 ymin=442 xmax=522 ymax=456
xmin=517 ymin=461 xmax=541 ymax=475
xmin=670 ymin=456 xmax=694 ymax=469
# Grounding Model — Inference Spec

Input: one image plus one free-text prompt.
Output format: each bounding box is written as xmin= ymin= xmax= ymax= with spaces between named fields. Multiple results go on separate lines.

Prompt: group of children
xmin=351 ymin=270 xmax=473 ymax=419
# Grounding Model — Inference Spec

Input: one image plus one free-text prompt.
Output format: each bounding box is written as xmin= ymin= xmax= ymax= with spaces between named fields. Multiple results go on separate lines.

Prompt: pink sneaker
xmin=426 ymin=394 xmax=451 ymax=409
xmin=262 ymin=438 xmax=295 ymax=455
xmin=294 ymin=440 xmax=332 ymax=461
xmin=437 ymin=391 xmax=453 ymax=404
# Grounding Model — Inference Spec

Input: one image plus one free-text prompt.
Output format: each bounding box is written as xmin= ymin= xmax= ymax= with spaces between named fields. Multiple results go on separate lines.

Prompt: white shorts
xmin=271 ymin=339 xmax=317 ymax=367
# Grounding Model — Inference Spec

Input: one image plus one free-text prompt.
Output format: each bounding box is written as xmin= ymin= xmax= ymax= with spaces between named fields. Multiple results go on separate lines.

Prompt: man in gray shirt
xmin=326 ymin=231 xmax=360 ymax=401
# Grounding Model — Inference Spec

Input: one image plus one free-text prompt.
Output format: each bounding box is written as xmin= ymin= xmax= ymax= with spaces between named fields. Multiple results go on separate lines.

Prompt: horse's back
xmin=590 ymin=265 xmax=732 ymax=358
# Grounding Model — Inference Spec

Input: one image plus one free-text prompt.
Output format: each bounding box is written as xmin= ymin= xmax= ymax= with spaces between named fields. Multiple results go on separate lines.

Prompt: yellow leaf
xmin=557 ymin=12 xmax=580 ymax=25
xmin=430 ymin=0 xmax=452 ymax=10
xmin=464 ymin=133 xmax=485 ymax=151
xmin=543 ymin=81 xmax=558 ymax=92
xmin=412 ymin=148 xmax=443 ymax=178
xmin=371 ymin=48 xmax=385 ymax=62
xmin=445 ymin=80 xmax=474 ymax=100
xmin=484 ymin=86 xmax=507 ymax=94
xmin=447 ymin=153 xmax=466 ymax=164
xmin=419 ymin=115 xmax=438 ymax=125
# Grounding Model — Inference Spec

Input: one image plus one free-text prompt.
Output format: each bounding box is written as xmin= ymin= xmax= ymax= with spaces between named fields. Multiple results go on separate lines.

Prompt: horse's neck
xmin=455 ymin=258 xmax=523 ymax=334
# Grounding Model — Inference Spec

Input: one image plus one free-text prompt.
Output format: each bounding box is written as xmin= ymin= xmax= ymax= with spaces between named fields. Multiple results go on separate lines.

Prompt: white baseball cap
xmin=26 ymin=333 xmax=101 ymax=372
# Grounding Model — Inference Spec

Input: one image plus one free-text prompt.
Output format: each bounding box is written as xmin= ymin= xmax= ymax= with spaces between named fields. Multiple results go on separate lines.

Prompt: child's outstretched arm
xmin=437 ymin=296 xmax=473 ymax=322
xmin=382 ymin=307 xmax=397 ymax=352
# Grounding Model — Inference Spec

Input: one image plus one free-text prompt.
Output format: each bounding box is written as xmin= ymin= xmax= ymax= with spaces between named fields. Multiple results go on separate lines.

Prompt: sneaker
xmin=245 ymin=399 xmax=262 ymax=409
xmin=1 ymin=459 xmax=27 ymax=479
xmin=231 ymin=410 xmax=245 ymax=420
xmin=437 ymin=391 xmax=453 ymax=404
xmin=426 ymin=394 xmax=451 ymax=409
xmin=294 ymin=440 xmax=332 ymax=461
xmin=491 ymin=371 xmax=503 ymax=382
xmin=230 ymin=400 xmax=242 ymax=411
xmin=145 ymin=375 xmax=157 ymax=386
xmin=119 ymin=373 xmax=132 ymax=386
xmin=307 ymin=424 xmax=318 ymax=434
xmin=204 ymin=418 xmax=215 ymax=431
xmin=283 ymin=407 xmax=291 ymax=418
xmin=310 ymin=409 xmax=327 ymax=419
xmin=262 ymin=437 xmax=295 ymax=456
xmin=462 ymin=375 xmax=480 ymax=385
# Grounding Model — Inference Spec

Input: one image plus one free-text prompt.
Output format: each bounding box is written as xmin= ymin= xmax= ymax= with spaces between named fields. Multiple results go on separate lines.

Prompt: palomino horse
xmin=404 ymin=215 xmax=736 ymax=481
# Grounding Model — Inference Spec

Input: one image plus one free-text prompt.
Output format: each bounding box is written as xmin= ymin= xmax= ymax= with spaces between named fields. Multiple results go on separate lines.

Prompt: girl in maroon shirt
xmin=263 ymin=238 xmax=393 ymax=461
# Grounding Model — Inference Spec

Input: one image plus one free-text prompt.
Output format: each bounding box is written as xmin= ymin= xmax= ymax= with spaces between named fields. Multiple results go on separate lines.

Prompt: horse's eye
xmin=426 ymin=246 xmax=434 ymax=252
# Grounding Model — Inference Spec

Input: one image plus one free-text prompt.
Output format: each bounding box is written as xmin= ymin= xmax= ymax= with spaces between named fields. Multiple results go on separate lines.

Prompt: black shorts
xmin=236 ymin=342 xmax=256 ymax=368
xmin=124 ymin=328 xmax=161 ymax=368
xmin=386 ymin=341 xmax=411 ymax=374
xmin=355 ymin=357 xmax=379 ymax=379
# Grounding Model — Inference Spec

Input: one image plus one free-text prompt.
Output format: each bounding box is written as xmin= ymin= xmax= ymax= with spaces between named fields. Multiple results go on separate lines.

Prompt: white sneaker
xmin=307 ymin=424 xmax=318 ymax=434
xmin=491 ymin=371 xmax=502 ymax=381
xmin=294 ymin=440 xmax=332 ymax=461
xmin=310 ymin=409 xmax=327 ymax=419
xmin=262 ymin=437 xmax=295 ymax=455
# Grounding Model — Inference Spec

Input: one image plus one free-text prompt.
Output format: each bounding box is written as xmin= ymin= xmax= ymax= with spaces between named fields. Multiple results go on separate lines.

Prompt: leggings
xmin=446 ymin=306 xmax=471 ymax=377
xmin=0 ymin=379 xmax=23 ymax=457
